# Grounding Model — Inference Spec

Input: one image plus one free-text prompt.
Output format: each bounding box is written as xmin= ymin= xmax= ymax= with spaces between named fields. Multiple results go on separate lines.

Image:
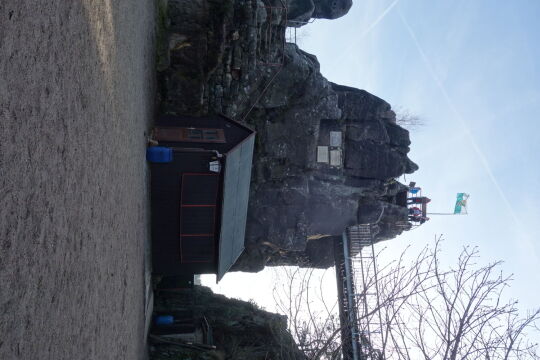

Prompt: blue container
xmin=155 ymin=315 xmax=174 ymax=325
xmin=147 ymin=146 xmax=173 ymax=163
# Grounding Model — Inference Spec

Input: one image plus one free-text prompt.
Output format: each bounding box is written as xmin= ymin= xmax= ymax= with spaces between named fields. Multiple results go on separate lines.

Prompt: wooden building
xmin=149 ymin=114 xmax=255 ymax=281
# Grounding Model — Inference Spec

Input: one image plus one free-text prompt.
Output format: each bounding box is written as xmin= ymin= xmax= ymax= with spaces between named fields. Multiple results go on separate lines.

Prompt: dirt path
xmin=0 ymin=1 xmax=155 ymax=359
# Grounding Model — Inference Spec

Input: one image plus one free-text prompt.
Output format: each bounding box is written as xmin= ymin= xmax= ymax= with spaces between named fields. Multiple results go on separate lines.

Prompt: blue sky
xmin=204 ymin=0 xmax=540 ymax=311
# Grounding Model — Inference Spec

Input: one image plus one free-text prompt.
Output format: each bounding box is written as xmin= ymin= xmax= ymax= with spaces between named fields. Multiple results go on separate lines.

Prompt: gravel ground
xmin=0 ymin=1 xmax=155 ymax=359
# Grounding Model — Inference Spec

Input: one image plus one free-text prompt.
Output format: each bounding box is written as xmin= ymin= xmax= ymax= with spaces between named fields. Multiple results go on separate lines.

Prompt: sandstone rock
xmin=313 ymin=0 xmax=353 ymax=19
xmin=159 ymin=0 xmax=418 ymax=272
xmin=152 ymin=286 xmax=306 ymax=359
xmin=286 ymin=0 xmax=315 ymax=24
xmin=286 ymin=0 xmax=353 ymax=24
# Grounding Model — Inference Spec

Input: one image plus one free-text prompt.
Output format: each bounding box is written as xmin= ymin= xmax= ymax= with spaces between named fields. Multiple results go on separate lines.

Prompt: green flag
xmin=454 ymin=193 xmax=470 ymax=214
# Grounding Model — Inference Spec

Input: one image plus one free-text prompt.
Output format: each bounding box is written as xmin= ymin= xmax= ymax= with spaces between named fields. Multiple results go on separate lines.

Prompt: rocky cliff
xmin=157 ymin=0 xmax=418 ymax=272
xmin=151 ymin=286 xmax=305 ymax=360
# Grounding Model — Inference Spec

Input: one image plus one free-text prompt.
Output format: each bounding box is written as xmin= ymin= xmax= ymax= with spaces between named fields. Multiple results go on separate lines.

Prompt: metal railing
xmin=335 ymin=208 xmax=387 ymax=360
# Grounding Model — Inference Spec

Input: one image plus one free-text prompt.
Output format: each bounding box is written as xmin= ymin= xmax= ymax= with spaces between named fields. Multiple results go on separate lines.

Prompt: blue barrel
xmin=155 ymin=315 xmax=174 ymax=325
xmin=147 ymin=146 xmax=173 ymax=163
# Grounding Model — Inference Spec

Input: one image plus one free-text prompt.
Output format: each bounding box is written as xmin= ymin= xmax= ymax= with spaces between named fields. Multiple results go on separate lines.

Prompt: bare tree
xmin=387 ymin=239 xmax=540 ymax=360
xmin=394 ymin=108 xmax=423 ymax=130
xmin=272 ymin=245 xmax=437 ymax=360
xmin=273 ymin=267 xmax=342 ymax=360
xmin=272 ymin=237 xmax=540 ymax=360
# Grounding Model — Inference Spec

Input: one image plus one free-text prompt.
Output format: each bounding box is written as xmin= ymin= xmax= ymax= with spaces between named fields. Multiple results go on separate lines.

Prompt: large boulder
xmin=152 ymin=286 xmax=306 ymax=360
xmin=313 ymin=0 xmax=353 ymax=19
xmin=228 ymin=44 xmax=417 ymax=271
xmin=159 ymin=0 xmax=418 ymax=272
xmin=287 ymin=0 xmax=353 ymax=24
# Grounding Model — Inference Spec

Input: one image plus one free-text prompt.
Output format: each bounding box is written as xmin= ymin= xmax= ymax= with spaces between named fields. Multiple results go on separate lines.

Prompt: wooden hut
xmin=149 ymin=114 xmax=255 ymax=281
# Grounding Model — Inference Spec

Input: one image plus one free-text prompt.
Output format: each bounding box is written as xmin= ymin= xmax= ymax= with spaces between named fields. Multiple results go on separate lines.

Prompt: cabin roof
xmin=217 ymin=133 xmax=255 ymax=281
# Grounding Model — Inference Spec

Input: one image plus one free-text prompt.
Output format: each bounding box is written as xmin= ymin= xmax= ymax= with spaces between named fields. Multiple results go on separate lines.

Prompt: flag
xmin=454 ymin=193 xmax=469 ymax=214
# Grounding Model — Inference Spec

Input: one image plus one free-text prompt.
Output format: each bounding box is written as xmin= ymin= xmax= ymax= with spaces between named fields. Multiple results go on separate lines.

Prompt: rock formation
xmin=287 ymin=0 xmax=353 ymax=24
xmin=233 ymin=51 xmax=417 ymax=271
xmin=157 ymin=0 xmax=418 ymax=272
xmin=151 ymin=286 xmax=305 ymax=360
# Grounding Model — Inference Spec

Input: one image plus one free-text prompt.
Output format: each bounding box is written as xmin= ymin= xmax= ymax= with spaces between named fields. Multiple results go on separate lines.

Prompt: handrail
xmin=342 ymin=231 xmax=361 ymax=360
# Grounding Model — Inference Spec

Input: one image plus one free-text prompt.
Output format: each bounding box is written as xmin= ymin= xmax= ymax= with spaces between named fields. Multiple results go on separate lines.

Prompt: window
xmin=154 ymin=127 xmax=226 ymax=143
xmin=179 ymin=173 xmax=219 ymax=263
xmin=187 ymin=128 xmax=203 ymax=140
xmin=203 ymin=129 xmax=220 ymax=140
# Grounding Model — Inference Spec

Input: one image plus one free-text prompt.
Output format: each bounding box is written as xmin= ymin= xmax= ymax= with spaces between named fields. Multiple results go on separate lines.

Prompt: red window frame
xmin=179 ymin=173 xmax=219 ymax=263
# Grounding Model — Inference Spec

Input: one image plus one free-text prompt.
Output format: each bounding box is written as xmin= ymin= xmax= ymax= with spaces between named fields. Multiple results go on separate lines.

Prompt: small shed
xmin=150 ymin=114 xmax=255 ymax=281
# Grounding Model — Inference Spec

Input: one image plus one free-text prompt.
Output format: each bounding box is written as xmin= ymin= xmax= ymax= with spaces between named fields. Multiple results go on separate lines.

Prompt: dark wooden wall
xmin=151 ymin=151 xmax=222 ymax=276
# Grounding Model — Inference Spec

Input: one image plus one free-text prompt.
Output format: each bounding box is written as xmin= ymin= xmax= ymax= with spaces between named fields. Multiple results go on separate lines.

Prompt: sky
xmin=203 ymin=0 xmax=540 ymax=313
